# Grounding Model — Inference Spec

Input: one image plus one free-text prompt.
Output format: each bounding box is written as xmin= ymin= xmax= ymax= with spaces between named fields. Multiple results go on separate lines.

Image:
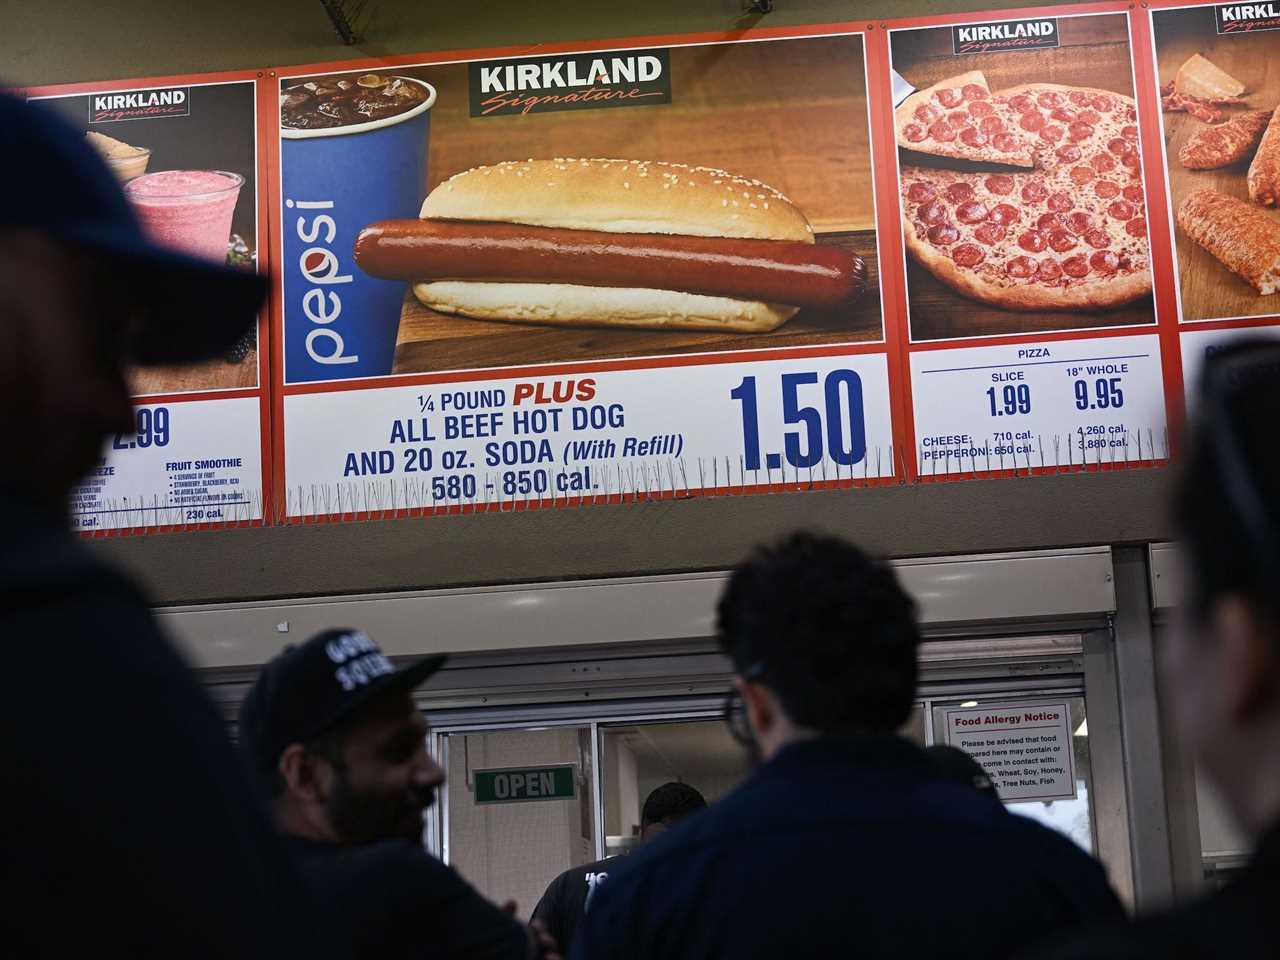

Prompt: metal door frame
xmin=432 ymin=701 xmax=724 ymax=867
xmin=426 ymin=660 xmax=1128 ymax=900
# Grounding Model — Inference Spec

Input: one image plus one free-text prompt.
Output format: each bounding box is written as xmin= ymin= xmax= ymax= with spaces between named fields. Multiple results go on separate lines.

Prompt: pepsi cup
xmin=281 ymin=76 xmax=435 ymax=382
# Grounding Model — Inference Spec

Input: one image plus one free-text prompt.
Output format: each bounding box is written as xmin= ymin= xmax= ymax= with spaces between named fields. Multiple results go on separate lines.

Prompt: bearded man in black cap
xmin=0 ymin=94 xmax=316 ymax=957
xmin=239 ymin=628 xmax=558 ymax=960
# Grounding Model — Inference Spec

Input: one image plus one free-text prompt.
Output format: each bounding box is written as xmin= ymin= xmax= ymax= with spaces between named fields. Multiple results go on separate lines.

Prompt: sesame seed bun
xmin=420 ymin=158 xmax=814 ymax=243
xmin=413 ymin=281 xmax=797 ymax=333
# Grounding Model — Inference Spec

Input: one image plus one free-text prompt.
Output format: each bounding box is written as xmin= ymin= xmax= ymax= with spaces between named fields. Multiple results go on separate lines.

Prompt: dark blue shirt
xmin=284 ymin=835 xmax=531 ymax=960
xmin=0 ymin=495 xmax=324 ymax=959
xmin=573 ymin=735 xmax=1123 ymax=960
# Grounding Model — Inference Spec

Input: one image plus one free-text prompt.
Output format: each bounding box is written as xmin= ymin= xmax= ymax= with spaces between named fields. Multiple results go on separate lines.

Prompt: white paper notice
xmin=1180 ymin=325 xmax=1280 ymax=407
xmin=942 ymin=701 xmax=1077 ymax=803
xmin=282 ymin=354 xmax=895 ymax=517
xmin=910 ymin=334 xmax=1167 ymax=474
xmin=70 ymin=396 xmax=263 ymax=531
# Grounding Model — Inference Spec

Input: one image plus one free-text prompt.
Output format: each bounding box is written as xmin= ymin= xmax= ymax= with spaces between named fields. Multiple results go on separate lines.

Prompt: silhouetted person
xmin=573 ymin=532 xmax=1123 ymax=960
xmin=0 ymin=93 xmax=317 ymax=958
xmin=533 ymin=782 xmax=707 ymax=953
xmin=239 ymin=628 xmax=558 ymax=960
xmin=926 ymin=744 xmax=1002 ymax=804
xmin=1027 ymin=340 xmax=1280 ymax=959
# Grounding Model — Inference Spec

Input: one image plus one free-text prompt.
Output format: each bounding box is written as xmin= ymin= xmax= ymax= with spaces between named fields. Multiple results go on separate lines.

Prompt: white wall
xmin=1197 ymin=769 xmax=1249 ymax=859
xmin=446 ymin=729 xmax=593 ymax=917
xmin=604 ymin=738 xmax=641 ymax=838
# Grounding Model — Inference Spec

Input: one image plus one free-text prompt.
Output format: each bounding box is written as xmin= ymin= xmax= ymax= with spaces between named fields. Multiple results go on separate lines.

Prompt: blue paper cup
xmin=281 ymin=78 xmax=435 ymax=382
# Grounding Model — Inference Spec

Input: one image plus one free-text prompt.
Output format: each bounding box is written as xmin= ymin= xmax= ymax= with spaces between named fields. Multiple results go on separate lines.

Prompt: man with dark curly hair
xmin=572 ymin=532 xmax=1122 ymax=960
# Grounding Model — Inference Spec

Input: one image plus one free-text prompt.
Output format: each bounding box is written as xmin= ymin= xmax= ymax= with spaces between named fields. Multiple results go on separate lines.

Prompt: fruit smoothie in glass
xmin=124 ymin=170 xmax=244 ymax=262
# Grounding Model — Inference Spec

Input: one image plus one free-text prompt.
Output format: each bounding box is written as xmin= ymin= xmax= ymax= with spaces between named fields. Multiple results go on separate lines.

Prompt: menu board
xmin=28 ymin=73 xmax=271 ymax=531
xmin=270 ymin=32 xmax=900 ymax=517
xmin=889 ymin=8 xmax=1171 ymax=475
xmin=1147 ymin=2 xmax=1280 ymax=408
xmin=911 ymin=333 xmax=1168 ymax=472
xmin=47 ymin=0 xmax=1280 ymax=533
xmin=1180 ymin=321 xmax=1280 ymax=405
xmin=1151 ymin=2 xmax=1280 ymax=323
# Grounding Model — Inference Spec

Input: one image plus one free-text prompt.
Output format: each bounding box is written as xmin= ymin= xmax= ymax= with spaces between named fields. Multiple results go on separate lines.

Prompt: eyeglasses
xmin=723 ymin=688 xmax=753 ymax=746
xmin=722 ymin=661 xmax=766 ymax=747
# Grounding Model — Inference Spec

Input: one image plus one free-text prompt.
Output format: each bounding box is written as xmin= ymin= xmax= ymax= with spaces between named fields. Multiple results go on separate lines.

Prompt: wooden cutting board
xmin=419 ymin=36 xmax=876 ymax=235
xmin=392 ymin=232 xmax=880 ymax=375
xmin=893 ymin=15 xmax=1157 ymax=341
xmin=890 ymin=14 xmax=1136 ymax=99
xmin=129 ymin=348 xmax=257 ymax=396
xmin=905 ymin=261 xmax=1154 ymax=342
xmin=1153 ymin=11 xmax=1280 ymax=322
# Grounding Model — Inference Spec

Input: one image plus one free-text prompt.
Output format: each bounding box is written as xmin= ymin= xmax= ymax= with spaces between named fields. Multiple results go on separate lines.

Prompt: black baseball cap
xmin=1 ymin=92 xmax=265 ymax=365
xmin=238 ymin=629 xmax=447 ymax=778
xmin=926 ymin=744 xmax=1001 ymax=803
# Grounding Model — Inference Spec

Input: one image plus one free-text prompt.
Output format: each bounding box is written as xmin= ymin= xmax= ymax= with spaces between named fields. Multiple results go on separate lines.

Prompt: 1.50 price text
xmin=730 ymin=370 xmax=867 ymax=471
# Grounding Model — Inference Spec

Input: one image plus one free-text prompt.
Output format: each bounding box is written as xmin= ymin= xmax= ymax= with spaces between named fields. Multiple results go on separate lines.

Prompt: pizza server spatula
xmin=891 ymin=69 xmax=916 ymax=108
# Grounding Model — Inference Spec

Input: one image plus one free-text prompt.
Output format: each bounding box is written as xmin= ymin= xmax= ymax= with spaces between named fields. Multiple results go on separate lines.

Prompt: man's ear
xmin=736 ymin=675 xmax=777 ymax=742
xmin=278 ymin=743 xmax=333 ymax=805
xmin=1215 ymin=596 xmax=1280 ymax=723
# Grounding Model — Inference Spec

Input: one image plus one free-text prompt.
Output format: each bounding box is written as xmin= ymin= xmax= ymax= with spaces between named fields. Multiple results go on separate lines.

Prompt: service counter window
xmin=930 ymin=695 xmax=1095 ymax=852
xmin=600 ymin=719 xmax=748 ymax=856
xmin=440 ymin=727 xmax=597 ymax=916
xmin=429 ymin=644 xmax=1105 ymax=907
xmin=598 ymin=704 xmax=928 ymax=855
xmin=1196 ymin=766 xmax=1250 ymax=887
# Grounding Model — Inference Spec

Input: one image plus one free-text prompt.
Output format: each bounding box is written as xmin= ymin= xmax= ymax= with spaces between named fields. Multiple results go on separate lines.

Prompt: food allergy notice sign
xmin=942 ymin=701 xmax=1077 ymax=803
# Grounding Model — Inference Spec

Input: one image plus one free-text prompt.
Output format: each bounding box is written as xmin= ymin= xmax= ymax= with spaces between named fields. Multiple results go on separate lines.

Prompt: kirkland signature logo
xmin=952 ymin=19 xmax=1060 ymax=54
xmin=90 ymin=87 xmax=189 ymax=123
xmin=1215 ymin=3 xmax=1280 ymax=32
xmin=468 ymin=49 xmax=672 ymax=117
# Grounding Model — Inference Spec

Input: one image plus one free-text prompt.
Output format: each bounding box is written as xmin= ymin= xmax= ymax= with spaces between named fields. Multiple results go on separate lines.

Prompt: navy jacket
xmin=0 ymin=497 xmax=324 ymax=959
xmin=573 ymin=736 xmax=1123 ymax=960
xmin=285 ymin=835 xmax=530 ymax=960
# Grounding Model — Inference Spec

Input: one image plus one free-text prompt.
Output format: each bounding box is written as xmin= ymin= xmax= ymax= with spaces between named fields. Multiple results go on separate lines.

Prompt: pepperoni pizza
xmin=896 ymin=71 xmax=1151 ymax=311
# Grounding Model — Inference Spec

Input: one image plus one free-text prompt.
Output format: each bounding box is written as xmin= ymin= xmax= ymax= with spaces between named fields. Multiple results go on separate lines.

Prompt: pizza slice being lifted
xmin=896 ymin=71 xmax=1037 ymax=168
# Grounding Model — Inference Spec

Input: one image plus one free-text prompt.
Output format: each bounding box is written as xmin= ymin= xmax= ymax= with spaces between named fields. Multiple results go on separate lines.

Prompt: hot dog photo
xmin=277 ymin=34 xmax=881 ymax=384
xmin=1152 ymin=3 xmax=1280 ymax=322
xmin=890 ymin=13 xmax=1157 ymax=343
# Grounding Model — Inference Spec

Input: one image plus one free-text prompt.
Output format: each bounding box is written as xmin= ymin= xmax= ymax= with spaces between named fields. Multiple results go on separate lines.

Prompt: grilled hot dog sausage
xmin=354 ymin=219 xmax=866 ymax=310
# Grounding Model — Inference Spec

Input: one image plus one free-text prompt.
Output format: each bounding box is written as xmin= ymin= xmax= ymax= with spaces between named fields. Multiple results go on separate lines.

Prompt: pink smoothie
xmin=124 ymin=170 xmax=243 ymax=262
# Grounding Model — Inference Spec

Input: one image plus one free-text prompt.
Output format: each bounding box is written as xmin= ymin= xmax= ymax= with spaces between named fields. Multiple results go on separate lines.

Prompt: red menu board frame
xmin=264 ymin=22 xmax=916 ymax=523
xmin=22 ymin=69 xmax=278 ymax=534
xmin=882 ymin=1 xmax=1183 ymax=482
xmin=1145 ymin=0 xmax=1280 ymax=417
xmin=33 ymin=1 xmax=1278 ymax=534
